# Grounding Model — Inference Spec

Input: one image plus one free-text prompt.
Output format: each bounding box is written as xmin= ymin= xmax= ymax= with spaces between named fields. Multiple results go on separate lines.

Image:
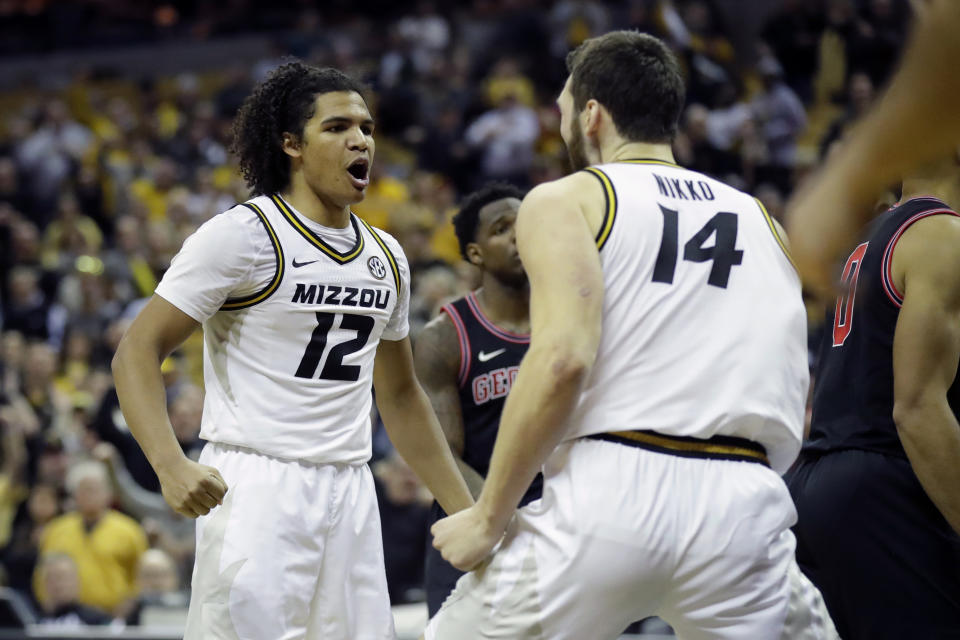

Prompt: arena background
xmin=0 ymin=0 xmax=910 ymax=637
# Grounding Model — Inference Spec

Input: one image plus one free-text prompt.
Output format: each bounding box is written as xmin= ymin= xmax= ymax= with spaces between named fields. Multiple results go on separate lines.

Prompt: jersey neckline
xmin=466 ymin=291 xmax=530 ymax=342
xmin=271 ymin=193 xmax=365 ymax=264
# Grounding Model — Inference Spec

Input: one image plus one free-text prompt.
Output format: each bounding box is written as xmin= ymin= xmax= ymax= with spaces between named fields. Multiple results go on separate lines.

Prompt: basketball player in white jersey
xmin=428 ymin=32 xmax=838 ymax=639
xmin=112 ymin=62 xmax=472 ymax=639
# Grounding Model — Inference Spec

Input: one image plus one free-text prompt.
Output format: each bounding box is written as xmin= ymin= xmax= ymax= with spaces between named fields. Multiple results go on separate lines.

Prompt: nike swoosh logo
xmin=477 ymin=348 xmax=506 ymax=363
xmin=292 ymin=258 xmax=318 ymax=268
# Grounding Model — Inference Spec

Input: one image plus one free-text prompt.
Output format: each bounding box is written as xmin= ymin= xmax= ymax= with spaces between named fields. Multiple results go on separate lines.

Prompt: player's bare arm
xmin=786 ymin=0 xmax=960 ymax=299
xmin=890 ymin=214 xmax=960 ymax=535
xmin=431 ymin=173 xmax=604 ymax=571
xmin=413 ymin=314 xmax=487 ymax=499
xmin=373 ymin=336 xmax=474 ymax=515
xmin=112 ymin=295 xmax=227 ymax=518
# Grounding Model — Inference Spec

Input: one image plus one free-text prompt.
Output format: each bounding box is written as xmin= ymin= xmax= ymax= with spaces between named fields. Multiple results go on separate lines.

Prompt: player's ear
xmin=465 ymin=242 xmax=483 ymax=268
xmin=583 ymin=99 xmax=602 ymax=136
xmin=281 ymin=132 xmax=302 ymax=159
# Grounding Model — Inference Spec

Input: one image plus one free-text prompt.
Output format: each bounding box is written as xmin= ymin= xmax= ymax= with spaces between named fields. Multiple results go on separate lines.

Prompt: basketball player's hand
xmin=431 ymin=505 xmax=506 ymax=571
xmin=156 ymin=457 xmax=228 ymax=518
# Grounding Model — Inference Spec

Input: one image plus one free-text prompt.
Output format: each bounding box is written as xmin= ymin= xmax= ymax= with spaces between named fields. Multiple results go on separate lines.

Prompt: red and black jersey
xmin=441 ymin=291 xmax=535 ymax=487
xmin=806 ymin=197 xmax=960 ymax=457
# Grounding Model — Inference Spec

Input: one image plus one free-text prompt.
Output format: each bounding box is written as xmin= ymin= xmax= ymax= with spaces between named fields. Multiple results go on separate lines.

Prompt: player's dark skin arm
xmin=787 ymin=0 xmax=960 ymax=299
xmin=413 ymin=314 xmax=487 ymax=499
xmin=112 ymin=295 xmax=228 ymax=518
xmin=374 ymin=337 xmax=474 ymax=515
xmin=890 ymin=215 xmax=960 ymax=535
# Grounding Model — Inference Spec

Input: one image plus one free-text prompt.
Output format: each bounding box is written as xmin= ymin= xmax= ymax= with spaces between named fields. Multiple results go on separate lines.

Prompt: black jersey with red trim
xmin=805 ymin=197 xmax=960 ymax=457
xmin=440 ymin=292 xmax=540 ymax=497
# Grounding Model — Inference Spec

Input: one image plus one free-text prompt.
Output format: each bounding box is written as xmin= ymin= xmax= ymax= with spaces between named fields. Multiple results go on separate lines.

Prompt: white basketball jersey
xmin=565 ymin=160 xmax=808 ymax=472
xmin=163 ymin=194 xmax=408 ymax=465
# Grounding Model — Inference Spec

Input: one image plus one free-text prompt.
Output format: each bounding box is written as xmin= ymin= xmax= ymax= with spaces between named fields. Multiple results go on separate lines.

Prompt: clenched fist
xmin=157 ymin=457 xmax=228 ymax=518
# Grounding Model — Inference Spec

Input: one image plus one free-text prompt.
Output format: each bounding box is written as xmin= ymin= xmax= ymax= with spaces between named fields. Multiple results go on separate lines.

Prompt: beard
xmin=565 ymin=117 xmax=590 ymax=171
xmin=495 ymin=266 xmax=529 ymax=291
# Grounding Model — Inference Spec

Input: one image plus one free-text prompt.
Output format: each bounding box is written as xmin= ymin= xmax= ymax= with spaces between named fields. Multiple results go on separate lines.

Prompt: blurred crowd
xmin=0 ymin=0 xmax=910 ymax=628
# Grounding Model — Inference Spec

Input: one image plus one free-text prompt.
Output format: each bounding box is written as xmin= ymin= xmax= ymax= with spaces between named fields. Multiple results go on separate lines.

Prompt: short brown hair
xmin=566 ymin=31 xmax=685 ymax=143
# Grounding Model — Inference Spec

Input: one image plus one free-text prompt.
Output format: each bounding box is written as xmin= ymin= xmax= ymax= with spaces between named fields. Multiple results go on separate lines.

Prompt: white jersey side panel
xmin=160 ymin=194 xmax=409 ymax=464
xmin=566 ymin=161 xmax=808 ymax=472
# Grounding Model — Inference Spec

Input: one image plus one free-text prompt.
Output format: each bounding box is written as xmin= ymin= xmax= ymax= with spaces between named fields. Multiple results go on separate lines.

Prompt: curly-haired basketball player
xmin=112 ymin=62 xmax=472 ymax=639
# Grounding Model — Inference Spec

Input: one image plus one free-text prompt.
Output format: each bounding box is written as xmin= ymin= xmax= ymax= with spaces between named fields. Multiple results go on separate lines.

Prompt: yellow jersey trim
xmin=221 ymin=202 xmax=285 ymax=310
xmin=583 ymin=167 xmax=617 ymax=250
xmin=754 ymin=197 xmax=797 ymax=271
xmin=357 ymin=218 xmax=401 ymax=294
xmin=600 ymin=430 xmax=770 ymax=466
xmin=271 ymin=194 xmax=365 ymax=264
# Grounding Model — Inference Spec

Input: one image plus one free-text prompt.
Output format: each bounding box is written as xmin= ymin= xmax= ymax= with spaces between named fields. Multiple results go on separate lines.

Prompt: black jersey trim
xmin=271 ymin=194 xmax=365 ymax=264
xmin=442 ymin=303 xmax=471 ymax=388
xmin=357 ymin=218 xmax=402 ymax=295
xmin=465 ymin=292 xmax=530 ymax=344
xmin=881 ymin=206 xmax=960 ymax=307
xmin=582 ymin=167 xmax=617 ymax=250
xmin=221 ymin=202 xmax=285 ymax=310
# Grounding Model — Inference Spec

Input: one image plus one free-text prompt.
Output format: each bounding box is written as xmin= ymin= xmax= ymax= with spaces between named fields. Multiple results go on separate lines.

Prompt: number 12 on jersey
xmin=296 ymin=312 xmax=374 ymax=381
xmin=653 ymin=205 xmax=744 ymax=288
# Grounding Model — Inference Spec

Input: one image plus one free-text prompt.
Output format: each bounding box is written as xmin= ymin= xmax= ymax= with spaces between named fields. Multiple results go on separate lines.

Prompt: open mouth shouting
xmin=346 ymin=158 xmax=370 ymax=190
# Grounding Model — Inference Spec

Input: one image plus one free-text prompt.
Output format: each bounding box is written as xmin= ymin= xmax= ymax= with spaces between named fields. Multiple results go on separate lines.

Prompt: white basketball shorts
xmin=426 ymin=437 xmax=838 ymax=640
xmin=183 ymin=443 xmax=394 ymax=640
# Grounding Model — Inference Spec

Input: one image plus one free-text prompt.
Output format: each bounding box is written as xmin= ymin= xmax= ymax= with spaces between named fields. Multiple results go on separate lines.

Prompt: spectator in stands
xmin=35 ymin=460 xmax=147 ymax=616
xmin=125 ymin=548 xmax=188 ymax=626
xmin=465 ymin=93 xmax=540 ymax=187
xmin=820 ymin=71 xmax=875 ymax=157
xmin=0 ymin=157 xmax=31 ymax=216
xmin=751 ymin=55 xmax=806 ymax=190
xmin=15 ymin=100 xmax=94 ymax=221
xmin=3 ymin=268 xmax=50 ymax=341
xmin=35 ymin=553 xmax=113 ymax=626
xmin=1 ymin=481 xmax=60 ymax=598
xmin=129 ymin=157 xmax=179 ymax=222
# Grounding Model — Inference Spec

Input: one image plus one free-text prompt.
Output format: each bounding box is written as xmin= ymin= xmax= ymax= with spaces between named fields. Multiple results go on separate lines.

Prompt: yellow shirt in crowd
xmin=35 ymin=510 xmax=148 ymax=613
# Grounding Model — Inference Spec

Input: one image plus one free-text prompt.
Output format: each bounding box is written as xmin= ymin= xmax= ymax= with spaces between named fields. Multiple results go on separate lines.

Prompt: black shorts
xmin=786 ymin=448 xmax=960 ymax=639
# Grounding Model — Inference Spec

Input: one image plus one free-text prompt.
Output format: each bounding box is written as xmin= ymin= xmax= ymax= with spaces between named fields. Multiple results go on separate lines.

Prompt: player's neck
xmin=476 ymin=278 xmax=529 ymax=330
xmin=599 ymin=140 xmax=676 ymax=165
xmin=281 ymin=179 xmax=351 ymax=229
xmin=901 ymin=178 xmax=960 ymax=211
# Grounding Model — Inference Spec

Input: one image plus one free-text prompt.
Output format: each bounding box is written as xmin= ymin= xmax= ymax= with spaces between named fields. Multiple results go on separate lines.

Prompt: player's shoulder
xmin=417 ymin=305 xmax=457 ymax=344
xmin=413 ymin=304 xmax=462 ymax=371
xmin=358 ymin=218 xmax=407 ymax=263
xmin=895 ymin=204 xmax=960 ymax=268
xmin=186 ymin=199 xmax=271 ymax=252
xmin=518 ymin=172 xmax=605 ymax=220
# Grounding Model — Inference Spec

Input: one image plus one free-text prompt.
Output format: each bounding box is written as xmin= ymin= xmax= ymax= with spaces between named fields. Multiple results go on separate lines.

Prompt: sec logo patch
xmin=368 ymin=256 xmax=387 ymax=280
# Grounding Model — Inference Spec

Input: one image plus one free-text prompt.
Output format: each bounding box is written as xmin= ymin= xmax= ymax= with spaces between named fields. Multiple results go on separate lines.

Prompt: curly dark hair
xmin=230 ymin=61 xmax=367 ymax=195
xmin=566 ymin=31 xmax=685 ymax=144
xmin=452 ymin=183 xmax=526 ymax=259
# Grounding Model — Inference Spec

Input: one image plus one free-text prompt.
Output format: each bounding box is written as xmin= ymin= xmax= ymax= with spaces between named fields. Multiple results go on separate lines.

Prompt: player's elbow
xmin=111 ymin=336 xmax=131 ymax=378
xmin=892 ymin=394 xmax=938 ymax=436
xmin=544 ymin=345 xmax=595 ymax=387
xmin=111 ymin=330 xmax=157 ymax=379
